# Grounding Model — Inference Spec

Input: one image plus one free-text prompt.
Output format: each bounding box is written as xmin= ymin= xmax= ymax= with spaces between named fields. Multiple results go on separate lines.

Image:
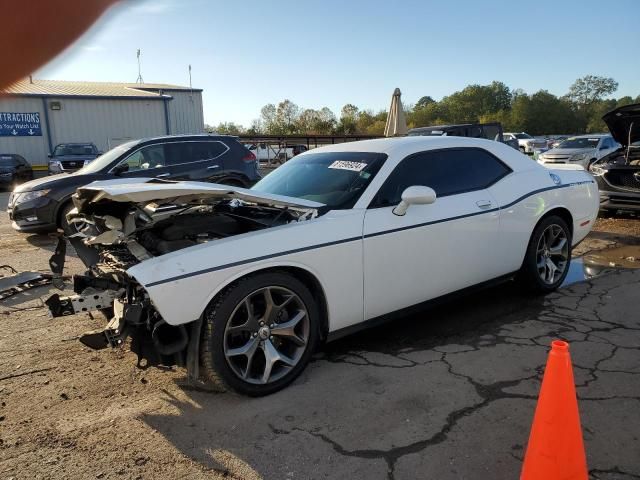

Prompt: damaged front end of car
xmin=45 ymin=178 xmax=321 ymax=376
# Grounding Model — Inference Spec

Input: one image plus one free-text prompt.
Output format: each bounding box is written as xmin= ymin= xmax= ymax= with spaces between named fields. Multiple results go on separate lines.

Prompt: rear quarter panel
xmin=488 ymin=166 xmax=598 ymax=272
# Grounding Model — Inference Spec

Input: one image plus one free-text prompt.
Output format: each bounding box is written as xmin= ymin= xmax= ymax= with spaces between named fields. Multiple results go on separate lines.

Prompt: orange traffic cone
xmin=521 ymin=340 xmax=588 ymax=480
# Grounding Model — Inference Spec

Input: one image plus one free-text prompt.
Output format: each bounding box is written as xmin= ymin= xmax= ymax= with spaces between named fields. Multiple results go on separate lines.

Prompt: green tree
xmin=568 ymin=75 xmax=618 ymax=108
xmin=415 ymin=96 xmax=435 ymax=109
xmin=212 ymin=121 xmax=244 ymax=135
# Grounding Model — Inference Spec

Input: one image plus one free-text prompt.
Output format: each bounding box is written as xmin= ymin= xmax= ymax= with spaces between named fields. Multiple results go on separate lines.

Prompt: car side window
xmin=118 ymin=144 xmax=166 ymax=171
xmin=165 ymin=141 xmax=228 ymax=165
xmin=371 ymin=148 xmax=511 ymax=208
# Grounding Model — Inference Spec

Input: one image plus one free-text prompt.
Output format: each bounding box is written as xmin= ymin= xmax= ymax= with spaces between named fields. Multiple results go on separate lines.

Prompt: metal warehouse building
xmin=0 ymin=79 xmax=204 ymax=168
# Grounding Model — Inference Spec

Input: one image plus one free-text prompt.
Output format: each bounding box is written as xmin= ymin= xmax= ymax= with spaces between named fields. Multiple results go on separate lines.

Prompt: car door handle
xmin=207 ymin=164 xmax=220 ymax=169
xmin=476 ymin=200 xmax=493 ymax=210
xmin=156 ymin=173 xmax=170 ymax=178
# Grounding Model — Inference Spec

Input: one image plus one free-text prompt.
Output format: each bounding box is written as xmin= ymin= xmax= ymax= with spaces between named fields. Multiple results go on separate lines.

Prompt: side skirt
xmin=326 ymin=272 xmax=518 ymax=343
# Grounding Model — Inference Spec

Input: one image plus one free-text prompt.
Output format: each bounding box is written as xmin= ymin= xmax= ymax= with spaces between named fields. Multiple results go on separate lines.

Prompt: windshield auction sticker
xmin=328 ymin=160 xmax=367 ymax=172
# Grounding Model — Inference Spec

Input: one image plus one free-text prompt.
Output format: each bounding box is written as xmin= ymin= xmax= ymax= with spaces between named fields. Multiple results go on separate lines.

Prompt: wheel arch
xmin=55 ymin=195 xmax=74 ymax=227
xmin=200 ymin=263 xmax=330 ymax=341
xmin=540 ymin=206 xmax=574 ymax=237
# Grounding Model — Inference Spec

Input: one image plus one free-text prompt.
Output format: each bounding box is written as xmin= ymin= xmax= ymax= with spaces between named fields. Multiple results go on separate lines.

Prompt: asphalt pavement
xmin=0 ymin=190 xmax=639 ymax=479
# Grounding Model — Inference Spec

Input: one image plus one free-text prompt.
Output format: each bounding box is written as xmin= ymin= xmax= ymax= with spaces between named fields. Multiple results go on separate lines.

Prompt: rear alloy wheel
xmin=519 ymin=215 xmax=571 ymax=293
xmin=200 ymin=272 xmax=319 ymax=396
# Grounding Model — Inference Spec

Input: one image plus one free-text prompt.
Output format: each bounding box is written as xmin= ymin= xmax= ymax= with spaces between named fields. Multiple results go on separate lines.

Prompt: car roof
xmin=568 ymin=133 xmax=610 ymax=138
xmin=56 ymin=142 xmax=96 ymax=146
xmin=303 ymin=136 xmax=535 ymax=173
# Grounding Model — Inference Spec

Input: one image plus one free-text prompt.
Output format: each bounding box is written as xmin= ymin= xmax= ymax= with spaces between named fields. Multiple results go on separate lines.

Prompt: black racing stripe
xmin=363 ymin=206 xmax=500 ymax=239
xmin=145 ymin=236 xmax=362 ymax=287
xmin=499 ymin=184 xmax=563 ymax=209
xmin=145 ymin=181 xmax=593 ymax=287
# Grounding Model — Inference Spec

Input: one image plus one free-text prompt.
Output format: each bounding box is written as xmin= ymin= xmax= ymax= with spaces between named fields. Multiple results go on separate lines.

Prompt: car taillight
xmin=243 ymin=152 xmax=256 ymax=162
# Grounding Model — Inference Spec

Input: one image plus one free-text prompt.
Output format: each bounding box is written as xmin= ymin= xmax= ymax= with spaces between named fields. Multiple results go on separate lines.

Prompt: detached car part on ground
xmin=590 ymin=103 xmax=640 ymax=215
xmin=46 ymin=137 xmax=598 ymax=396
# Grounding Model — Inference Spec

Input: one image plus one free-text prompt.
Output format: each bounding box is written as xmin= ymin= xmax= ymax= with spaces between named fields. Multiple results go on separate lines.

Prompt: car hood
xmin=602 ymin=103 xmax=640 ymax=146
xmin=13 ymin=173 xmax=72 ymax=192
xmin=542 ymin=147 xmax=594 ymax=156
xmin=74 ymin=178 xmax=326 ymax=210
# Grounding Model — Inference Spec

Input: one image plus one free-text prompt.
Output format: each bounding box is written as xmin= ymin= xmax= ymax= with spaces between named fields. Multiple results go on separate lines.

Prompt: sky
xmin=40 ymin=0 xmax=640 ymax=127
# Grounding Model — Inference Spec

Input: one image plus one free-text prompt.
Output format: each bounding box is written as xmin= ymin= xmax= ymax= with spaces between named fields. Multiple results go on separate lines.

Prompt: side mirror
xmin=47 ymin=153 xmax=52 ymax=158
xmin=393 ymin=186 xmax=437 ymax=216
xmin=112 ymin=164 xmax=129 ymax=175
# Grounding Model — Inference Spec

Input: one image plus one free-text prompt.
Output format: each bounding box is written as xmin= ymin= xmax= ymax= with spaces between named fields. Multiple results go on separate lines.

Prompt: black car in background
xmin=407 ymin=122 xmax=519 ymax=149
xmin=8 ymin=134 xmax=260 ymax=232
xmin=0 ymin=154 xmax=33 ymax=189
xmin=48 ymin=143 xmax=101 ymax=174
xmin=591 ymin=104 xmax=640 ymax=216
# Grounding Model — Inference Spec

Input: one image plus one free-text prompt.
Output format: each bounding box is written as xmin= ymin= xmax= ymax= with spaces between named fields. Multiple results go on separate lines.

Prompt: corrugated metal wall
xmin=0 ymin=92 xmax=205 ymax=166
xmin=167 ymin=91 xmax=204 ymax=134
xmin=46 ymin=98 xmax=166 ymax=153
xmin=0 ymin=97 xmax=51 ymax=166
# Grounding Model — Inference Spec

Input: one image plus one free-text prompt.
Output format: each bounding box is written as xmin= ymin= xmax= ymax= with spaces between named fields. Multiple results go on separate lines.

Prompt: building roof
xmin=2 ymin=79 xmax=202 ymax=99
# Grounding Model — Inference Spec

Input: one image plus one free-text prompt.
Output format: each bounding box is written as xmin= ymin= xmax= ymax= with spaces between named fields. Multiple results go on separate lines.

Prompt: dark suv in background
xmin=8 ymin=134 xmax=260 ymax=232
xmin=407 ymin=122 xmax=519 ymax=149
xmin=48 ymin=143 xmax=101 ymax=174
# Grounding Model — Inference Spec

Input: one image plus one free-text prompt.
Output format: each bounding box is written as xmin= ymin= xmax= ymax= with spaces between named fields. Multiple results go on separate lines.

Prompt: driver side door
xmin=362 ymin=148 xmax=510 ymax=320
xmin=114 ymin=143 xmax=172 ymax=179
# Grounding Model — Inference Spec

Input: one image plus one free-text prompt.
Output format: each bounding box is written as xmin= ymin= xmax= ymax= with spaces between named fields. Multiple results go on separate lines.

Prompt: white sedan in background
xmin=48 ymin=136 xmax=599 ymax=396
xmin=537 ymin=134 xmax=620 ymax=169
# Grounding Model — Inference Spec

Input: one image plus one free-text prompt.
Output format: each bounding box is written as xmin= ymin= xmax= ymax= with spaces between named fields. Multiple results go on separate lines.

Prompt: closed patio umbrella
xmin=384 ymin=87 xmax=408 ymax=137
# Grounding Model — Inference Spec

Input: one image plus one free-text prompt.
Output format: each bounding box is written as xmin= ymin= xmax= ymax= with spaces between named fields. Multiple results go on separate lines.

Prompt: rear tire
xmin=200 ymin=272 xmax=320 ymax=396
xmin=519 ymin=215 xmax=572 ymax=293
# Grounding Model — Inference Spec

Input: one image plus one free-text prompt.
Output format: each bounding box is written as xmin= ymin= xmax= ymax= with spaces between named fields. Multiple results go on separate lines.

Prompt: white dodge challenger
xmin=46 ymin=136 xmax=598 ymax=396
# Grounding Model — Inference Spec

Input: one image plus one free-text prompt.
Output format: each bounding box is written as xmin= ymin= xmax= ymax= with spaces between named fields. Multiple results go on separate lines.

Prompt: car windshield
xmin=75 ymin=141 xmax=138 ymax=174
xmin=514 ymin=133 xmax=533 ymax=139
xmin=53 ymin=144 xmax=97 ymax=156
xmin=558 ymin=137 xmax=600 ymax=149
xmin=252 ymin=151 xmax=387 ymax=209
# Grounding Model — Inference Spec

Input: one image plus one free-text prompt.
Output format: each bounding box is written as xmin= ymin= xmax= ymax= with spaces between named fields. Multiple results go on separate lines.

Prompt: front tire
xmin=200 ymin=272 xmax=320 ymax=396
xmin=519 ymin=215 xmax=572 ymax=293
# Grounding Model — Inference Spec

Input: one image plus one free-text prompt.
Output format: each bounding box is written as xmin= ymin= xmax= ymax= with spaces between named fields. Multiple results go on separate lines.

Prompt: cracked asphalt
xmin=1 ymin=190 xmax=639 ymax=479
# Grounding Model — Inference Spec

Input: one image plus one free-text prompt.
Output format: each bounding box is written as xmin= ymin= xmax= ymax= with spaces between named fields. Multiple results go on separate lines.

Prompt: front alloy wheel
xmin=200 ymin=272 xmax=319 ymax=396
xmin=224 ymin=286 xmax=310 ymax=384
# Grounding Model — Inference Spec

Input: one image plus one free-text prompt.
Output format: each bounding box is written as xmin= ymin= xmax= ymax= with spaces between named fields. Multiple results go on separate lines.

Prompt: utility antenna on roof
xmin=136 ymin=49 xmax=144 ymax=84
